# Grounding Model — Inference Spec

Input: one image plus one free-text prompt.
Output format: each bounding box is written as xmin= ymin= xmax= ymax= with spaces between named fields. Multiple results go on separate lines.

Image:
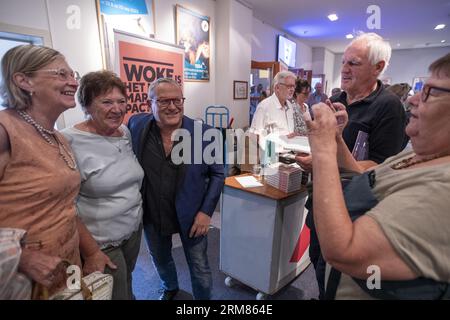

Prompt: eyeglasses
xmin=28 ymin=68 xmax=80 ymax=82
xmin=421 ymin=84 xmax=450 ymax=102
xmin=152 ymin=97 xmax=185 ymax=107
xmin=278 ymin=83 xmax=295 ymax=89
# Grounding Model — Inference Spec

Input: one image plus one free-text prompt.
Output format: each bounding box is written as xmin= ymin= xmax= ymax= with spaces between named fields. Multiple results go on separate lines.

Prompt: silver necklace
xmin=86 ymin=121 xmax=123 ymax=153
xmin=102 ymin=135 xmax=122 ymax=153
xmin=16 ymin=110 xmax=77 ymax=170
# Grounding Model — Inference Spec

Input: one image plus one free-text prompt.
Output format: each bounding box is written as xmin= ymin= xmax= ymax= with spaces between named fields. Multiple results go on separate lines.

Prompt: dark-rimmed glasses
xmin=421 ymin=84 xmax=450 ymax=102
xmin=152 ymin=97 xmax=186 ymax=107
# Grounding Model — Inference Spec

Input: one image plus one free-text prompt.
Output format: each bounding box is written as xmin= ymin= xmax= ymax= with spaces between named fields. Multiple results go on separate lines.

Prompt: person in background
xmin=128 ymin=78 xmax=224 ymax=300
xmin=259 ymin=90 xmax=268 ymax=102
xmin=331 ymin=87 xmax=342 ymax=97
xmin=387 ymin=82 xmax=414 ymax=148
xmin=249 ymin=83 xmax=264 ymax=125
xmin=62 ymin=71 xmax=144 ymax=300
xmin=250 ymin=71 xmax=297 ymax=136
xmin=296 ymin=32 xmax=407 ymax=299
xmin=306 ymin=52 xmax=450 ymax=299
xmin=386 ymin=83 xmax=412 ymax=106
xmin=0 ymin=45 xmax=114 ymax=299
xmin=307 ymin=82 xmax=328 ymax=106
xmin=291 ymin=78 xmax=310 ymax=136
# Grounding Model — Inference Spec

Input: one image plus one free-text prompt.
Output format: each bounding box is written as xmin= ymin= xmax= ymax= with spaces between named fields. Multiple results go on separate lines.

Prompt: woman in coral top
xmin=0 ymin=45 xmax=115 ymax=299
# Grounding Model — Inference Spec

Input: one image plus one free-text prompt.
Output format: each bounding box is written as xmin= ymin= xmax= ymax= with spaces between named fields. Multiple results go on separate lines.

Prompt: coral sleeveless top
xmin=0 ymin=110 xmax=82 ymax=290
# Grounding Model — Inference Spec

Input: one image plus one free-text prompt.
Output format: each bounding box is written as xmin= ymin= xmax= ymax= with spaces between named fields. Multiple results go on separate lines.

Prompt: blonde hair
xmin=0 ymin=45 xmax=63 ymax=110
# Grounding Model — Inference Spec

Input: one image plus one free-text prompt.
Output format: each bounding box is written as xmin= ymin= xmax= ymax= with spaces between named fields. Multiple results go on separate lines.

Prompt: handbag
xmin=48 ymin=271 xmax=113 ymax=300
xmin=32 ymin=261 xmax=113 ymax=300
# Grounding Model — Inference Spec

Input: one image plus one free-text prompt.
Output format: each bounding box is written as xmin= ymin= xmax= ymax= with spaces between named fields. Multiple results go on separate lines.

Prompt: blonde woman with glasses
xmin=0 ymin=45 xmax=114 ymax=299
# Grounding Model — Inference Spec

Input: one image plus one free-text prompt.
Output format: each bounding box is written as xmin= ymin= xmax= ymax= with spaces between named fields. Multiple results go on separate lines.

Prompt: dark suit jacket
xmin=128 ymin=113 xmax=225 ymax=245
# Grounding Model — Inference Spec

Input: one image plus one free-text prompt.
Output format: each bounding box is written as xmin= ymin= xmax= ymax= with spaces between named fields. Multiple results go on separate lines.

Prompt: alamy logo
xmin=66 ymin=264 xmax=82 ymax=290
xmin=366 ymin=265 xmax=381 ymax=290
xmin=66 ymin=5 xmax=81 ymax=30
xmin=366 ymin=5 xmax=381 ymax=30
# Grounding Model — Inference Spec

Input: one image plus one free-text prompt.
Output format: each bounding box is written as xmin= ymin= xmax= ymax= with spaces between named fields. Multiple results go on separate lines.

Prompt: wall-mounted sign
xmin=113 ymin=30 xmax=184 ymax=123
xmin=96 ymin=0 xmax=155 ymax=69
xmin=99 ymin=0 xmax=149 ymax=15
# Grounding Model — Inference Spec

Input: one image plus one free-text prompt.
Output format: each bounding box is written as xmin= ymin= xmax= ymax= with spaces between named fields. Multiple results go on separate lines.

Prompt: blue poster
xmin=176 ymin=5 xmax=210 ymax=81
xmin=100 ymin=0 xmax=148 ymax=15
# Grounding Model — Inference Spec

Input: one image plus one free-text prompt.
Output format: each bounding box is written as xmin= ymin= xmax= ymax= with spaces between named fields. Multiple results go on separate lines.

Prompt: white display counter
xmin=220 ymin=174 xmax=311 ymax=299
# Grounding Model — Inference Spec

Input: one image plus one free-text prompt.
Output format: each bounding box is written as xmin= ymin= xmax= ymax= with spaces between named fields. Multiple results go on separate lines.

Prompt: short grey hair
xmin=273 ymin=71 xmax=297 ymax=86
xmin=347 ymin=32 xmax=392 ymax=75
xmin=148 ymin=77 xmax=182 ymax=100
xmin=0 ymin=45 xmax=63 ymax=110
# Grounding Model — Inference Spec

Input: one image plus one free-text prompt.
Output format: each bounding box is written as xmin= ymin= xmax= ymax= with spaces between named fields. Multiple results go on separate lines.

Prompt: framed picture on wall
xmin=96 ymin=0 xmax=156 ymax=69
xmin=234 ymin=81 xmax=248 ymax=100
xmin=176 ymin=5 xmax=210 ymax=82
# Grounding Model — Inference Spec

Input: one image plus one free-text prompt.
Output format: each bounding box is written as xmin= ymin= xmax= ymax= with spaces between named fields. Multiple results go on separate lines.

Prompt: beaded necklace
xmin=391 ymin=154 xmax=442 ymax=170
xmin=16 ymin=110 xmax=77 ymax=170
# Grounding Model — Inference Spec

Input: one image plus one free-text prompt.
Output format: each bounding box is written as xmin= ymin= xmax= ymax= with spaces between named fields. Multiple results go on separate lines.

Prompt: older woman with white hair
xmin=307 ymin=53 xmax=450 ymax=299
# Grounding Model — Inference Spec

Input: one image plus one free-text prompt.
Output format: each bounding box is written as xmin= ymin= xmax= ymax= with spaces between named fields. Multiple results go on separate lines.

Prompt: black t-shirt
xmin=142 ymin=120 xmax=182 ymax=235
xmin=331 ymin=80 xmax=407 ymax=163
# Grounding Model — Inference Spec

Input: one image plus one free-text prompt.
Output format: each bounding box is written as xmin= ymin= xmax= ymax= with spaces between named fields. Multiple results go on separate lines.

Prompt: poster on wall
xmin=175 ymin=5 xmax=210 ymax=81
xmin=96 ymin=0 xmax=155 ymax=69
xmin=113 ymin=30 xmax=184 ymax=123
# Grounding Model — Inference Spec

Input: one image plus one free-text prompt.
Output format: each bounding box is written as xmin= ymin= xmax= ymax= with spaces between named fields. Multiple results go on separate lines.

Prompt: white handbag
xmin=49 ymin=271 xmax=113 ymax=300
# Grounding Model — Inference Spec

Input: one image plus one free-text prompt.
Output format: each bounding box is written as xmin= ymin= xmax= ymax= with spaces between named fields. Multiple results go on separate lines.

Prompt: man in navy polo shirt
xmin=297 ymin=32 xmax=406 ymax=299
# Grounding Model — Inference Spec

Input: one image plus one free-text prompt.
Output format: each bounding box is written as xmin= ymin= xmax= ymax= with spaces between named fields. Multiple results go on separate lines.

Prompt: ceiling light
xmin=346 ymin=34 xmax=354 ymax=39
xmin=441 ymin=40 xmax=446 ymax=43
xmin=328 ymin=14 xmax=338 ymax=21
xmin=435 ymin=24 xmax=446 ymax=30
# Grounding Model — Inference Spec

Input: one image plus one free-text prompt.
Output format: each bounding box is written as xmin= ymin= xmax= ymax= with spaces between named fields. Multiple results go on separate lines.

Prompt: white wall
xmin=332 ymin=46 xmax=449 ymax=91
xmin=384 ymin=47 xmax=450 ymax=85
xmin=251 ymin=17 xmax=312 ymax=70
xmin=46 ymin=0 xmax=104 ymax=126
xmin=215 ymin=0 xmax=252 ymax=129
xmin=312 ymin=47 xmax=335 ymax=95
xmin=332 ymin=52 xmax=342 ymax=93
xmin=0 ymin=0 xmax=49 ymax=31
xmin=311 ymin=47 xmax=324 ymax=74
xmin=323 ymin=49 xmax=335 ymax=95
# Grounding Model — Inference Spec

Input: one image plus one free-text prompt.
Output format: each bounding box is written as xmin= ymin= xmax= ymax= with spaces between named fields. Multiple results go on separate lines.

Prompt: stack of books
xmin=264 ymin=163 xmax=303 ymax=193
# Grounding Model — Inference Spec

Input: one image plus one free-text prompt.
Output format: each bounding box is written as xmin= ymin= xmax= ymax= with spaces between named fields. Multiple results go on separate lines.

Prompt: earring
xmin=29 ymin=91 xmax=34 ymax=97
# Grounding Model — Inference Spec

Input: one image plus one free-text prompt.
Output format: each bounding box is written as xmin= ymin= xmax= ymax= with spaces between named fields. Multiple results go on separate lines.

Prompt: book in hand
xmin=352 ymin=130 xmax=369 ymax=161
xmin=266 ymin=133 xmax=311 ymax=154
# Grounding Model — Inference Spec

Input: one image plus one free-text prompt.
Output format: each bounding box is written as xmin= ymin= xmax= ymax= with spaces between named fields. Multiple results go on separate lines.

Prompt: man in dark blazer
xmin=128 ymin=78 xmax=224 ymax=300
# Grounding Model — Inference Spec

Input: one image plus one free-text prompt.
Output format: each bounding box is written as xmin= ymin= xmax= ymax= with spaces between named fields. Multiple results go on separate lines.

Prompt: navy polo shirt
xmin=331 ymin=80 xmax=407 ymax=163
